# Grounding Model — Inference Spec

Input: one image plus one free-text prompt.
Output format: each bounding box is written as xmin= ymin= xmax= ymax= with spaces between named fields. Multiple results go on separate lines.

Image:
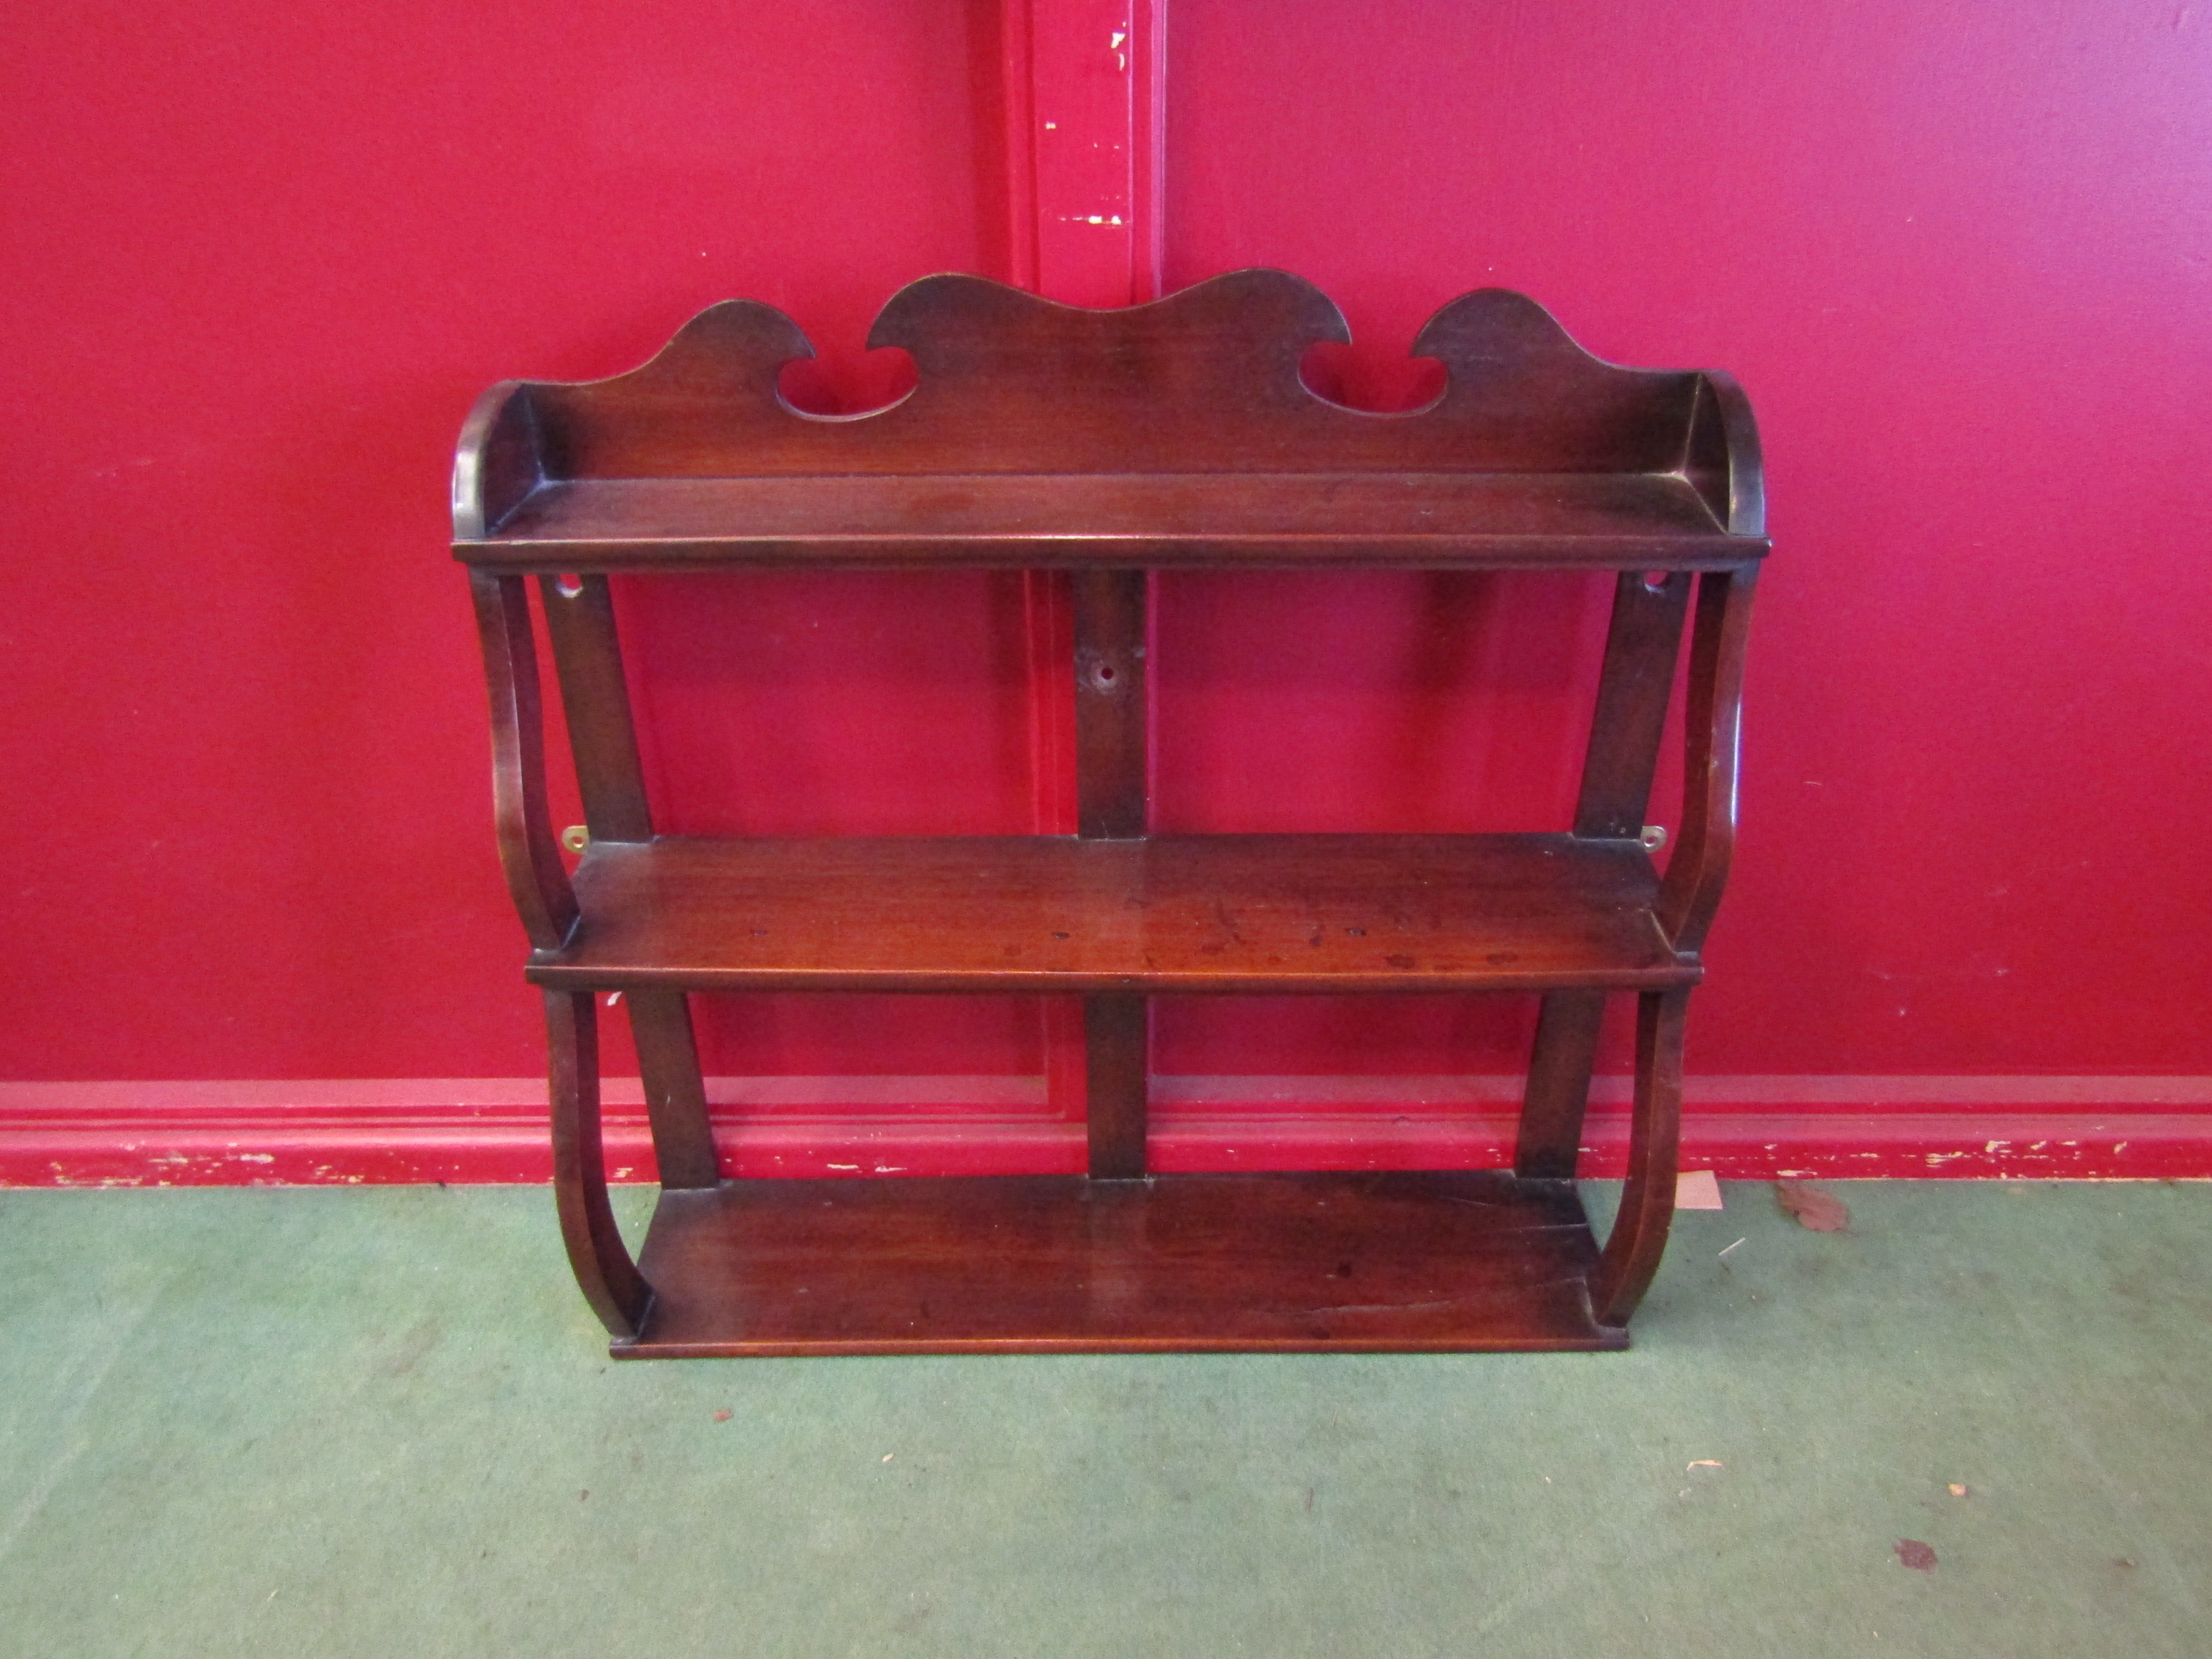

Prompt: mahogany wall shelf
xmin=454 ymin=270 xmax=1766 ymax=1356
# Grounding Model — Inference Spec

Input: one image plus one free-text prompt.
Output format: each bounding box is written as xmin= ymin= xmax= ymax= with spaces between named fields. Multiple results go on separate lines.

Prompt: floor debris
xmin=1777 ymin=1181 xmax=1851 ymax=1232
xmin=1894 ymin=1540 xmax=1937 ymax=1571
xmin=1675 ymin=1170 xmax=1724 ymax=1210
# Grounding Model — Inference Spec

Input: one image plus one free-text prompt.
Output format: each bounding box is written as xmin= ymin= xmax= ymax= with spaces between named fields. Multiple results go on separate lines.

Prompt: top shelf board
xmin=464 ymin=471 xmax=1748 ymax=572
xmin=454 ymin=271 xmax=1767 ymax=572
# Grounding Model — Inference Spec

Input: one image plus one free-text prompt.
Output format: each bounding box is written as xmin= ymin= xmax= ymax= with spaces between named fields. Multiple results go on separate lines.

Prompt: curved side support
xmin=1698 ymin=371 xmax=1769 ymax=540
xmin=1590 ymin=987 xmax=1689 ymax=1329
xmin=546 ymin=990 xmax=654 ymax=1339
xmin=1657 ymin=565 xmax=1758 ymax=957
xmin=469 ymin=570 xmax=577 ymax=951
xmin=452 ymin=381 xmax=543 ymax=540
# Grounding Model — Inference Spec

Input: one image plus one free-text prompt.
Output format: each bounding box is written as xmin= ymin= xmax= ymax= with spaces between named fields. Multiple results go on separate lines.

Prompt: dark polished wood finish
xmin=622 ymin=1171 xmax=1624 ymax=1356
xmin=1084 ymin=995 xmax=1150 ymax=1178
xmin=528 ymin=834 xmax=1693 ymax=996
xmin=538 ymin=573 xmax=654 ymax=841
xmin=1575 ymin=570 xmax=1694 ymax=839
xmin=537 ymin=573 xmax=717 ymax=1188
xmin=460 ymin=273 xmax=1725 ymax=484
xmin=464 ymin=471 xmax=1743 ymax=571
xmin=1518 ymin=566 xmax=1695 ymax=1178
xmin=455 ymin=270 xmax=1766 ymax=1354
xmin=1658 ymin=566 xmax=1758 ymax=956
xmin=453 ymin=270 xmax=1763 ymax=574
xmin=1072 ymin=566 xmax=1154 ymax=1179
xmin=1514 ymin=990 xmax=1609 ymax=1182
xmin=624 ymin=990 xmax=718 ymax=1191
xmin=468 ymin=572 xmax=577 ymax=952
xmin=1590 ymin=988 xmax=1691 ymax=1326
xmin=545 ymin=990 xmax=652 ymax=1338
xmin=1071 ymin=568 xmax=1149 ymax=840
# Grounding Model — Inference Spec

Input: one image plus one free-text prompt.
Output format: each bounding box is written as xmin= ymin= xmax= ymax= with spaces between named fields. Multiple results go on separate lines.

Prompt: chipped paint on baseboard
xmin=2 ymin=1077 xmax=2208 ymax=1185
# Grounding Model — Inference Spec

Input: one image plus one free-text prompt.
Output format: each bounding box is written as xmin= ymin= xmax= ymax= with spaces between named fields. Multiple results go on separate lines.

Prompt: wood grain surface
xmin=458 ymin=271 xmax=1717 ymax=486
xmin=457 ymin=269 xmax=1763 ymax=1350
xmin=452 ymin=270 xmax=1768 ymax=572
xmin=526 ymin=834 xmax=1696 ymax=996
xmin=622 ymin=1171 xmax=1625 ymax=1355
xmin=466 ymin=470 xmax=1743 ymax=571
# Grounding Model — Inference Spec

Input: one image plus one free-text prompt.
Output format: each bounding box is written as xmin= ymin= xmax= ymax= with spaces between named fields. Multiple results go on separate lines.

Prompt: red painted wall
xmin=1163 ymin=0 xmax=2212 ymax=1084
xmin=2 ymin=0 xmax=991 ymax=1082
xmin=5 ymin=0 xmax=2209 ymax=1180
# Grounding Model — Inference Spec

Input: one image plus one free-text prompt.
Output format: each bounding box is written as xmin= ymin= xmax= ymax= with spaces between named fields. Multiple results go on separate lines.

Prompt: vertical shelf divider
xmin=1073 ymin=567 xmax=1152 ymax=1178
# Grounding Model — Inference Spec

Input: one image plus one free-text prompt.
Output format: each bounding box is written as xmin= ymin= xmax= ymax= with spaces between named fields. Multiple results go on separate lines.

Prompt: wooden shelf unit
xmin=454 ymin=269 xmax=1766 ymax=1356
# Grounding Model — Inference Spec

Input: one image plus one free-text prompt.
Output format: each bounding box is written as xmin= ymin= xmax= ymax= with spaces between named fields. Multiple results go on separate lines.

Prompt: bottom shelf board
xmin=619 ymin=1171 xmax=1628 ymax=1356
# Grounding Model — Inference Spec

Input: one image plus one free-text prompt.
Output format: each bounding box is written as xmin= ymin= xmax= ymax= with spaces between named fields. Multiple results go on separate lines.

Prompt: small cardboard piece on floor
xmin=1675 ymin=1169 xmax=1724 ymax=1210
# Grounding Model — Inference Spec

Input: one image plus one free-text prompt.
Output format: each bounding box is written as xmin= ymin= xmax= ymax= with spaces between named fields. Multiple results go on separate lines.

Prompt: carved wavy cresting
xmin=511 ymin=270 xmax=1709 ymax=482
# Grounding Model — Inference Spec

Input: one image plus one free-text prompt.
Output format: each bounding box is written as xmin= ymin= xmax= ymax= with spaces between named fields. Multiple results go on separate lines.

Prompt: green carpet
xmin=1 ymin=1179 xmax=2205 ymax=1657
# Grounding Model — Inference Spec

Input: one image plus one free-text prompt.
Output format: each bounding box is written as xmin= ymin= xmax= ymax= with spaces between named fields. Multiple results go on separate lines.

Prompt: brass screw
xmin=561 ymin=825 xmax=591 ymax=853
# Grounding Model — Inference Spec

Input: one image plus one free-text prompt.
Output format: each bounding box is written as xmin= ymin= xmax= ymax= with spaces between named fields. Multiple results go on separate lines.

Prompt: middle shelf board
xmin=528 ymin=833 xmax=1697 ymax=996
